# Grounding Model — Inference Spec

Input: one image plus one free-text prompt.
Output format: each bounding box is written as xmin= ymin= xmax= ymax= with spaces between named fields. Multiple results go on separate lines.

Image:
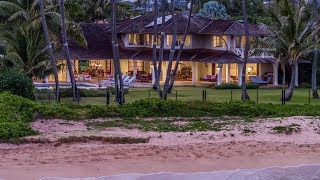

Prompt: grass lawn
xmin=56 ymin=87 xmax=320 ymax=106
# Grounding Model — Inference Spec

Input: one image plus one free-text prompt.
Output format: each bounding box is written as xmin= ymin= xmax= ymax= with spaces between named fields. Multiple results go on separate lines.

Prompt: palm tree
xmin=111 ymin=0 xmax=124 ymax=104
xmin=0 ymin=25 xmax=56 ymax=78
xmin=311 ymin=0 xmax=319 ymax=98
xmin=197 ymin=1 xmax=229 ymax=20
xmin=263 ymin=0 xmax=320 ymax=101
xmin=59 ymin=0 xmax=77 ymax=101
xmin=40 ymin=0 xmax=60 ymax=102
xmin=241 ymin=0 xmax=250 ymax=100
xmin=0 ymin=0 xmax=86 ymax=81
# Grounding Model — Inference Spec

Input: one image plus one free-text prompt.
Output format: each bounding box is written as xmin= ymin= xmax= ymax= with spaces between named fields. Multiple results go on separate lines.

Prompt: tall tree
xmin=152 ymin=0 xmax=160 ymax=91
xmin=263 ymin=0 xmax=320 ymax=101
xmin=39 ymin=0 xmax=60 ymax=102
xmin=241 ymin=0 xmax=250 ymax=100
xmin=162 ymin=0 xmax=178 ymax=100
xmin=312 ymin=0 xmax=319 ymax=98
xmin=111 ymin=0 xmax=124 ymax=104
xmin=59 ymin=0 xmax=77 ymax=101
xmin=166 ymin=1 xmax=194 ymax=95
xmin=197 ymin=1 xmax=229 ymax=20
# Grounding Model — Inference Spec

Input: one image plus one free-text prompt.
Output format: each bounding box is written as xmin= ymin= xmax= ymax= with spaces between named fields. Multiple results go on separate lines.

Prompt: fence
xmin=35 ymin=88 xmax=318 ymax=106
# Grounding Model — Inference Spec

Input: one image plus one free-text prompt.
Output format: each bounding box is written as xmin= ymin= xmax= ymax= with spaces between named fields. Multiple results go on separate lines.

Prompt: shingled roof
xmin=116 ymin=14 xmax=268 ymax=36
xmin=57 ymin=23 xmax=275 ymax=64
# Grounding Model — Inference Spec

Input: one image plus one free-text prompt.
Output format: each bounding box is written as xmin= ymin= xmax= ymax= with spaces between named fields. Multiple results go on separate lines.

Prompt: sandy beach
xmin=1 ymin=116 xmax=320 ymax=180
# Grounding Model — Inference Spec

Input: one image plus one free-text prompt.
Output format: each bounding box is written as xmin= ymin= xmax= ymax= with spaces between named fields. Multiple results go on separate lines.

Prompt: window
xmin=235 ymin=36 xmax=243 ymax=48
xmin=213 ymin=36 xmax=227 ymax=48
xmin=128 ymin=34 xmax=149 ymax=45
xmin=167 ymin=35 xmax=191 ymax=47
xmin=128 ymin=60 xmax=144 ymax=72
xmin=236 ymin=36 xmax=256 ymax=48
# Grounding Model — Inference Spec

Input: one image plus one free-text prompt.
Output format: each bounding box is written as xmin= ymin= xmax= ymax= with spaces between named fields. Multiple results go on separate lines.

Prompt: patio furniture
xmin=82 ymin=73 xmax=92 ymax=81
xmin=124 ymin=76 xmax=136 ymax=87
xmin=200 ymin=75 xmax=217 ymax=82
xmin=123 ymin=75 xmax=131 ymax=83
xmin=249 ymin=76 xmax=269 ymax=85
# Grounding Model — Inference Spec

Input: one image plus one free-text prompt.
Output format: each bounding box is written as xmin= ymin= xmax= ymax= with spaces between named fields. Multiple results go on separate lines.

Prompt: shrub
xmin=298 ymin=83 xmax=311 ymax=88
xmin=0 ymin=69 xmax=35 ymax=100
xmin=37 ymin=88 xmax=129 ymax=99
xmin=0 ymin=122 xmax=37 ymax=142
xmin=215 ymin=83 xmax=240 ymax=89
xmin=246 ymin=83 xmax=259 ymax=89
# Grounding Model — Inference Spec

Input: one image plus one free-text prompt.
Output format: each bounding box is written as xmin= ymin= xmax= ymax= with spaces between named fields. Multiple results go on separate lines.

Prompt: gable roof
xmin=116 ymin=14 xmax=268 ymax=36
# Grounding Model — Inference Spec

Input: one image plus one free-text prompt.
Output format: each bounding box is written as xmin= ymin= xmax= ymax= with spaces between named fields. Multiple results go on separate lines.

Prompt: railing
xmin=232 ymin=48 xmax=274 ymax=58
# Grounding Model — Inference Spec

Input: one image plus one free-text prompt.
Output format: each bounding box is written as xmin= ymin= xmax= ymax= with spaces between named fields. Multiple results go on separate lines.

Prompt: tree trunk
xmin=39 ymin=0 xmax=60 ymax=102
xmin=312 ymin=0 xmax=319 ymax=98
xmin=155 ymin=0 xmax=167 ymax=99
xmin=167 ymin=0 xmax=194 ymax=93
xmin=162 ymin=0 xmax=177 ymax=100
xmin=241 ymin=0 xmax=250 ymax=100
xmin=284 ymin=64 xmax=296 ymax=101
xmin=152 ymin=0 xmax=160 ymax=92
xmin=111 ymin=0 xmax=124 ymax=104
xmin=59 ymin=0 xmax=77 ymax=101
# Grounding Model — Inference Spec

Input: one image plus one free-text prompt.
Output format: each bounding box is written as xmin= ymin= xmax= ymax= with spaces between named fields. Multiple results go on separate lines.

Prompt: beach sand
xmin=1 ymin=116 xmax=320 ymax=180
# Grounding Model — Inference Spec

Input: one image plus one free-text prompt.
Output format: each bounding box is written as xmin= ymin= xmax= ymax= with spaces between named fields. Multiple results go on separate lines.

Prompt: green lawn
xmin=55 ymin=87 xmax=320 ymax=105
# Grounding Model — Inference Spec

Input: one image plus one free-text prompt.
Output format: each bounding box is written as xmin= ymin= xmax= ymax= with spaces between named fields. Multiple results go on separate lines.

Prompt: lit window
xmin=167 ymin=35 xmax=191 ymax=47
xmin=213 ymin=36 xmax=227 ymax=48
xmin=128 ymin=34 xmax=148 ymax=45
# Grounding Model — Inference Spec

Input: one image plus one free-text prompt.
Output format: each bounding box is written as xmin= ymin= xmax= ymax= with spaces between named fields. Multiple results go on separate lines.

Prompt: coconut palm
xmin=59 ymin=0 xmax=77 ymax=101
xmin=0 ymin=26 xmax=54 ymax=78
xmin=111 ymin=0 xmax=124 ymax=104
xmin=241 ymin=0 xmax=250 ymax=100
xmin=311 ymin=0 xmax=320 ymax=98
xmin=197 ymin=1 xmax=229 ymax=20
xmin=40 ymin=0 xmax=60 ymax=101
xmin=263 ymin=0 xmax=320 ymax=101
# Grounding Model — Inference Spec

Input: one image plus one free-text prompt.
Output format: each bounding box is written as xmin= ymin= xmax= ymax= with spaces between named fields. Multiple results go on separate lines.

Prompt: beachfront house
xmin=54 ymin=14 xmax=303 ymax=86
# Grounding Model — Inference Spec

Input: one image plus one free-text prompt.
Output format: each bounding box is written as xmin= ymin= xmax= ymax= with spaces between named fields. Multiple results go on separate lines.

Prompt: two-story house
xmin=55 ymin=14 xmax=301 ymax=86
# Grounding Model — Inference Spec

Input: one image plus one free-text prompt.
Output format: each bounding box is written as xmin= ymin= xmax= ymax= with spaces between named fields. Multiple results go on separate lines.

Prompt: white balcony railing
xmin=232 ymin=48 xmax=274 ymax=58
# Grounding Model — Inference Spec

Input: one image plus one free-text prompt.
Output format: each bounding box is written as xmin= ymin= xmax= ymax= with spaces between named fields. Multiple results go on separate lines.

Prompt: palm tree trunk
xmin=155 ymin=0 xmax=167 ymax=99
xmin=162 ymin=0 xmax=177 ymax=100
xmin=111 ymin=0 xmax=124 ymax=104
xmin=167 ymin=0 xmax=194 ymax=93
xmin=39 ymin=0 xmax=60 ymax=102
xmin=241 ymin=0 xmax=250 ymax=100
xmin=312 ymin=0 xmax=319 ymax=98
xmin=59 ymin=0 xmax=77 ymax=101
xmin=284 ymin=63 xmax=296 ymax=101
xmin=152 ymin=0 xmax=160 ymax=92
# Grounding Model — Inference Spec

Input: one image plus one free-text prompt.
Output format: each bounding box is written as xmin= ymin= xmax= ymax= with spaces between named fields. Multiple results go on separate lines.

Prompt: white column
xmin=45 ymin=76 xmax=49 ymax=83
xmin=281 ymin=63 xmax=286 ymax=85
xmin=66 ymin=70 xmax=71 ymax=83
xmin=258 ymin=64 xmax=263 ymax=76
xmin=66 ymin=62 xmax=74 ymax=83
xmin=207 ymin=63 xmax=213 ymax=75
xmin=192 ymin=62 xmax=197 ymax=85
xmin=162 ymin=62 xmax=167 ymax=83
xmin=217 ymin=64 xmax=223 ymax=85
xmin=226 ymin=64 xmax=230 ymax=83
xmin=238 ymin=64 xmax=243 ymax=86
xmin=295 ymin=64 xmax=299 ymax=86
xmin=151 ymin=65 xmax=155 ymax=85
xmin=273 ymin=62 xmax=279 ymax=86
xmin=133 ymin=60 xmax=138 ymax=77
